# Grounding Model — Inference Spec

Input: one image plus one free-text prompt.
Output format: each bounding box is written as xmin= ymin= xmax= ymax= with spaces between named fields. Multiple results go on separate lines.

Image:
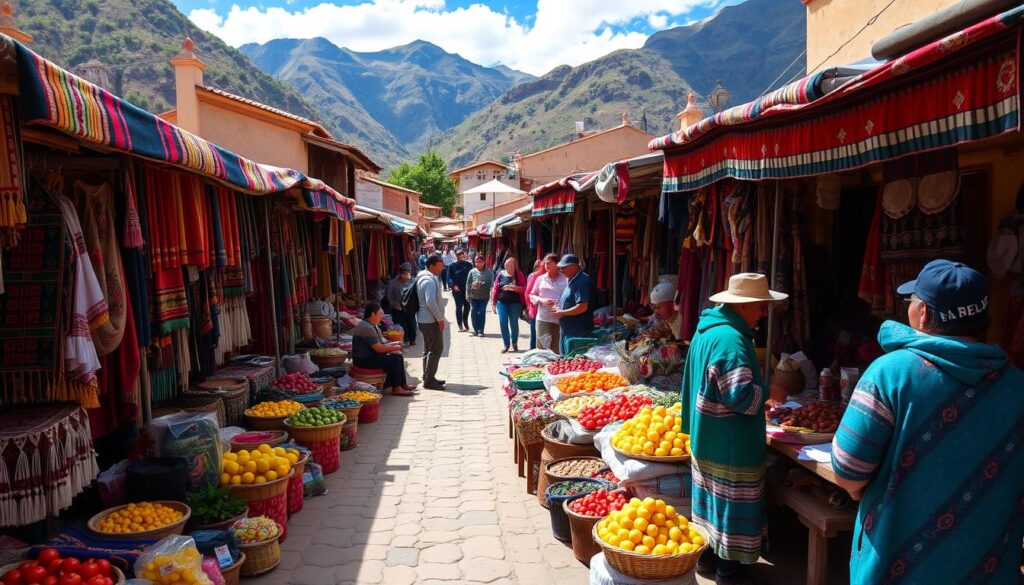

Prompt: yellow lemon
xmin=241 ymin=472 xmax=255 ymax=484
xmin=223 ymin=452 xmax=237 ymax=461
xmin=276 ymin=464 xmax=290 ymax=477
xmin=265 ymin=470 xmax=278 ymax=481
xmin=255 ymin=475 xmax=267 ymax=484
xmin=273 ymin=447 xmax=286 ymax=456
xmin=258 ymin=444 xmax=273 ymax=454
xmin=230 ymin=475 xmax=242 ymax=485
xmin=286 ymin=453 xmax=299 ymax=464
xmin=619 ymin=540 xmax=635 ymax=551
xmin=256 ymin=459 xmax=270 ymax=474
xmin=243 ymin=460 xmax=257 ymax=474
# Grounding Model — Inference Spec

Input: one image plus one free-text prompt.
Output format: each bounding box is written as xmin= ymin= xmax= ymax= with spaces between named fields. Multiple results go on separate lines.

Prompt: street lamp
xmin=707 ymin=80 xmax=732 ymax=114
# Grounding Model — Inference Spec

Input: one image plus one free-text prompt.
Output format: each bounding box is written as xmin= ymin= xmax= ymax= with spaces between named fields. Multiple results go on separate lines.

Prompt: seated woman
xmin=351 ymin=302 xmax=418 ymax=396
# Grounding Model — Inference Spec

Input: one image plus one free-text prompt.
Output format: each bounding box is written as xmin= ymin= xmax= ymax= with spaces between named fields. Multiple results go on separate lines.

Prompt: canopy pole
xmin=264 ymin=199 xmax=282 ymax=372
xmin=611 ymin=206 xmax=618 ymax=314
xmin=765 ymin=182 xmax=782 ymax=382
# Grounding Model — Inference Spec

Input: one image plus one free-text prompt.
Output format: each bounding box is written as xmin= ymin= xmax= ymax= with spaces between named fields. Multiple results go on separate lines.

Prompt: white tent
xmin=461 ymin=178 xmax=526 ymax=196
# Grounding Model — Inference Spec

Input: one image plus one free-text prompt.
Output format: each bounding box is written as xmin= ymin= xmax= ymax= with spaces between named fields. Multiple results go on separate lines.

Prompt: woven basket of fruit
xmin=244 ymin=400 xmax=304 ymax=431
xmin=283 ymin=411 xmax=346 ymax=443
xmin=308 ymin=348 xmax=348 ymax=368
xmin=1 ymin=561 xmax=125 ymax=585
xmin=230 ymin=430 xmax=290 ymax=452
xmin=564 ymin=488 xmax=629 ymax=563
xmin=610 ymin=404 xmax=690 ymax=463
xmin=87 ymin=501 xmax=190 ymax=540
xmin=592 ymin=498 xmax=708 ymax=580
xmin=510 ymin=367 xmax=546 ymax=390
xmin=220 ymin=552 xmax=245 ymax=585
xmin=382 ymin=329 xmax=404 ymax=342
xmin=234 ymin=517 xmax=282 ymax=576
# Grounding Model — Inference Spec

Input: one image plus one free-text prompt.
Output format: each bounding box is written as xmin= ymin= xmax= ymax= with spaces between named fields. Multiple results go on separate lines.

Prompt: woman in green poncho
xmin=680 ymin=273 xmax=787 ymax=585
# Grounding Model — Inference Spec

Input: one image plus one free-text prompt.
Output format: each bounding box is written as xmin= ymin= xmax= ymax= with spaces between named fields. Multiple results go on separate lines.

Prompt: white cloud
xmin=187 ymin=0 xmax=721 ymax=75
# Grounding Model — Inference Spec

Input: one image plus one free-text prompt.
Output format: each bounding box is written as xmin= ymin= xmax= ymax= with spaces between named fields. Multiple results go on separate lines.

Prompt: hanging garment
xmin=122 ymin=165 xmax=144 ymax=249
xmin=0 ymin=95 xmax=25 ymax=230
xmin=858 ymin=193 xmax=889 ymax=316
xmin=53 ymin=191 xmax=107 ymax=397
xmin=75 ymin=181 xmax=127 ymax=356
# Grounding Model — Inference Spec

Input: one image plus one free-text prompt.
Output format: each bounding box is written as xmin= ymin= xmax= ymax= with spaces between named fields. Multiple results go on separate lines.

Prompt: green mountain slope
xmin=239 ymin=38 xmax=533 ymax=157
xmin=18 ymin=0 xmax=321 ymax=130
xmin=435 ymin=0 xmax=805 ymax=169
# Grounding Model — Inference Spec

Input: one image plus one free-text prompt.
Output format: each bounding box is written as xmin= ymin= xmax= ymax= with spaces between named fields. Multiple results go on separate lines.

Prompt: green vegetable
xmin=185 ymin=486 xmax=247 ymax=525
xmin=287 ymin=406 xmax=343 ymax=427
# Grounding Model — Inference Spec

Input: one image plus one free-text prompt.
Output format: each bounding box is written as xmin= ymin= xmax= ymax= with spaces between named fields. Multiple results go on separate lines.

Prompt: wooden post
xmin=263 ymin=199 xmax=281 ymax=370
xmin=765 ymin=182 xmax=782 ymax=382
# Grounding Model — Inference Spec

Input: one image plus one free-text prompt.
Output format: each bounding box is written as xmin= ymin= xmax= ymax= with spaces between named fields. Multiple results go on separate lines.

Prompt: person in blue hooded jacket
xmin=831 ymin=259 xmax=1024 ymax=585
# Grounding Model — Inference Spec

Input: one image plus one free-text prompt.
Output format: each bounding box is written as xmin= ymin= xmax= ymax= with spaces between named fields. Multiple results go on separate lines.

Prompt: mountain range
xmin=12 ymin=0 xmax=805 ymax=172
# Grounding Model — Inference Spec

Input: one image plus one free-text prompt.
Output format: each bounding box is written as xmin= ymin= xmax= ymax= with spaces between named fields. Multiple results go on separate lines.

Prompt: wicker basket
xmin=592 ymin=523 xmax=708 ymax=580
xmin=564 ymin=498 xmax=604 ymax=564
xmin=244 ymin=413 xmax=290 ymax=431
xmin=150 ymin=407 xmax=184 ymax=419
xmin=539 ymin=456 xmax=606 ymax=507
xmin=228 ymin=472 xmax=292 ymax=542
xmin=310 ymin=317 xmax=333 ymax=340
xmin=230 ymin=430 xmax=289 ymax=452
xmin=283 ymin=418 xmax=345 ymax=444
xmin=287 ymin=453 xmax=308 ymax=516
xmin=87 ymin=501 xmax=191 ymax=540
xmin=238 ymin=526 xmax=282 ymax=576
xmin=311 ymin=353 xmax=348 ymax=368
xmin=536 ymin=423 xmax=600 ymax=506
xmin=195 ymin=377 xmax=250 ymax=427
xmin=350 ymin=366 xmax=386 ymax=391
xmin=0 ymin=564 xmax=125 ymax=584
xmin=617 ymin=359 xmax=643 ymax=384
xmin=219 ymin=552 xmax=245 ymax=585
xmin=161 ymin=395 xmax=226 ymax=428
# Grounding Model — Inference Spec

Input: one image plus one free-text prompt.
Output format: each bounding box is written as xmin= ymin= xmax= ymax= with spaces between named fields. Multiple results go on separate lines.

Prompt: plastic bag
xmin=282 ymin=353 xmax=317 ymax=374
xmin=191 ymin=529 xmax=240 ymax=567
xmin=97 ymin=459 xmax=130 ymax=507
xmin=589 ymin=552 xmax=696 ymax=585
xmin=201 ymin=557 xmax=225 ymax=585
xmin=148 ymin=413 xmax=222 ymax=491
xmin=303 ymin=461 xmax=327 ymax=497
xmin=135 ymin=535 xmax=214 ymax=585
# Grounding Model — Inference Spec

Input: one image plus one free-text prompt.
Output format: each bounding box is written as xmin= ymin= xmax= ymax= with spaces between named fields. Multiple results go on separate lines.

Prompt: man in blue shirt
xmin=551 ymin=254 xmax=593 ymax=354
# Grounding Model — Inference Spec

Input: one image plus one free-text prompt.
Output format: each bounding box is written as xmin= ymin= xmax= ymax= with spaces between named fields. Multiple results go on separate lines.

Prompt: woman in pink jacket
xmin=491 ymin=257 xmax=527 ymax=353
xmin=523 ymin=259 xmax=544 ymax=350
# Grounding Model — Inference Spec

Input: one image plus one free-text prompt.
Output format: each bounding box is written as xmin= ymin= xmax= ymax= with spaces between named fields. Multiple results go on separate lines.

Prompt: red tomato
xmin=41 ymin=577 xmax=57 ymax=585
xmin=16 ymin=564 xmax=34 ymax=573
xmin=84 ymin=577 xmax=108 ymax=585
xmin=45 ymin=561 xmax=61 ymax=577
xmin=93 ymin=561 xmax=110 ymax=578
xmin=58 ymin=560 xmax=79 ymax=575
xmin=22 ymin=567 xmax=46 ymax=584
xmin=77 ymin=563 xmax=98 ymax=580
xmin=58 ymin=574 xmax=81 ymax=585
xmin=35 ymin=551 xmax=59 ymax=567
xmin=2 ymin=569 xmax=23 ymax=585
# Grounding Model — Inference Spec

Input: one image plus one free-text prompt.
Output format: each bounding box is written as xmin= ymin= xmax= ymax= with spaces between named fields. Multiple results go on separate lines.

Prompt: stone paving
xmin=252 ymin=300 xmax=592 ymax=584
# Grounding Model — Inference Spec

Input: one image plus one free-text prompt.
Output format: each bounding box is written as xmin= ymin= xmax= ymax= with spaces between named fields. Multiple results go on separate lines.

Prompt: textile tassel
xmin=122 ymin=166 xmax=144 ymax=248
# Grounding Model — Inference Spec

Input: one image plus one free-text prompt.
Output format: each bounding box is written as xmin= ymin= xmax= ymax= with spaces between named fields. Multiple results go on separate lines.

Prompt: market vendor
xmin=646 ymin=281 xmax=682 ymax=340
xmin=351 ymin=302 xmax=418 ymax=396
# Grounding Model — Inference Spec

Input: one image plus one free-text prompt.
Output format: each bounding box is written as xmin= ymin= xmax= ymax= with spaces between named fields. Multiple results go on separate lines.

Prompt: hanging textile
xmin=53 ymin=191 xmax=107 ymax=399
xmin=121 ymin=165 xmax=143 ymax=249
xmin=74 ymin=181 xmax=127 ymax=356
xmin=0 ymin=405 xmax=98 ymax=527
xmin=0 ymin=95 xmax=24 ymax=230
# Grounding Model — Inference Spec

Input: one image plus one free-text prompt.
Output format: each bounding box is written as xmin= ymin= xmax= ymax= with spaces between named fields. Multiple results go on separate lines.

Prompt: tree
xmin=387 ymin=151 xmax=458 ymax=214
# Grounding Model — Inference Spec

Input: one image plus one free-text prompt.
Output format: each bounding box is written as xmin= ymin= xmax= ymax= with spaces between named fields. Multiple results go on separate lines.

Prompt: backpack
xmin=401 ymin=275 xmax=421 ymax=315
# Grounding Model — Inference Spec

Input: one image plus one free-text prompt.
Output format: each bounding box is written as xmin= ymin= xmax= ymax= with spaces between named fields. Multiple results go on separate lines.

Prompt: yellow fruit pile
xmin=138 ymin=546 xmax=213 ymax=585
xmin=220 ymin=444 xmax=297 ymax=486
xmin=597 ymin=497 xmax=705 ymax=555
xmin=339 ymin=391 xmax=379 ymax=402
xmin=551 ymin=395 xmax=605 ymax=418
xmin=97 ymin=502 xmax=183 ymax=534
xmin=246 ymin=400 xmax=303 ymax=417
xmin=611 ymin=404 xmax=690 ymax=457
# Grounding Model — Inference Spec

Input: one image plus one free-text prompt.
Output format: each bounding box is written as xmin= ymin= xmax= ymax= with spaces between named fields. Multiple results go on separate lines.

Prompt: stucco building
xmin=355 ymin=174 xmax=421 ymax=220
xmin=450 ymin=160 xmax=521 ymax=218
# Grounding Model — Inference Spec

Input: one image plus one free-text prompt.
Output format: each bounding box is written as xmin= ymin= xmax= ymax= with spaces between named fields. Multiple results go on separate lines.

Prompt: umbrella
xmin=436 ymin=224 xmax=464 ymax=236
xmin=462 ymin=178 xmax=526 ymax=196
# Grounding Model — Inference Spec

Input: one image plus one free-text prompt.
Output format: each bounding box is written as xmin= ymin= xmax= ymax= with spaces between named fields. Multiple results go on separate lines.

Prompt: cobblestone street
xmin=253 ymin=300 xmax=591 ymax=584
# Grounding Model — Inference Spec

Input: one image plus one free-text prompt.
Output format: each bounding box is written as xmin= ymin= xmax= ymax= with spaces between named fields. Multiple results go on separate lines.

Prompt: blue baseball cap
xmin=557 ymin=254 xmax=580 ymax=268
xmin=896 ymin=260 xmax=989 ymax=324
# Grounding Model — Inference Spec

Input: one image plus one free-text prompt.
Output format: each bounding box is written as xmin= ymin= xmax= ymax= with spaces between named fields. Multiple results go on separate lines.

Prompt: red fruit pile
xmin=2 ymin=549 xmax=115 ymax=585
xmin=568 ymin=489 xmax=628 ymax=518
xmin=577 ymin=394 xmax=653 ymax=430
xmin=546 ymin=357 xmax=604 ymax=376
xmin=272 ymin=372 xmax=318 ymax=395
xmin=591 ymin=469 xmax=620 ymax=483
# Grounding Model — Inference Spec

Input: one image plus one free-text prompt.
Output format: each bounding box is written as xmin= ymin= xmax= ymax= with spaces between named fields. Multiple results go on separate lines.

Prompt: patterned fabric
xmin=532 ymin=185 xmax=576 ymax=217
xmin=13 ymin=41 xmax=355 ymax=219
xmin=651 ymin=5 xmax=1023 ymax=192
xmin=0 ymin=95 xmax=24 ymax=229
xmin=680 ymin=304 xmax=766 ymax=563
xmin=75 ymin=181 xmax=126 ymax=356
xmin=832 ymin=321 xmax=1024 ymax=584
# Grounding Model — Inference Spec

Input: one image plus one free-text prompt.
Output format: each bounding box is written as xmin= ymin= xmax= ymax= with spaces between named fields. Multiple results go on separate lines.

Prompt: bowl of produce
xmin=575 ymin=393 xmax=653 ymax=431
xmin=87 ymin=501 xmax=190 ymax=539
xmin=593 ymin=497 xmax=708 ymax=579
xmin=382 ymin=328 xmax=404 ymax=342
xmin=233 ymin=516 xmax=283 ymax=577
xmin=271 ymin=373 xmax=320 ymax=396
xmin=307 ymin=348 xmax=348 ymax=368
xmin=551 ymin=395 xmax=606 ymax=418
xmin=564 ymin=488 xmax=629 ymax=562
xmin=545 ymin=357 xmax=604 ymax=376
xmin=220 ymin=445 xmax=298 ymax=487
xmin=229 ymin=430 xmax=290 ymax=452
xmin=2 ymin=550 xmax=125 ymax=585
xmin=553 ymin=371 xmax=629 ymax=398
xmin=284 ymin=406 xmax=346 ymax=443
xmin=510 ymin=367 xmax=546 ymax=390
xmin=545 ymin=479 xmax=611 ymax=542
xmin=766 ymin=401 xmax=840 ymax=444
xmin=186 ymin=486 xmax=248 ymax=531
xmin=244 ymin=400 xmax=304 ymax=430
xmin=611 ymin=404 xmax=690 ymax=462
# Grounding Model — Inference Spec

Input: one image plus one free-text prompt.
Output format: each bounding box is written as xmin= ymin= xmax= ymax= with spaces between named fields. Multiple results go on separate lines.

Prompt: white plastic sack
xmin=589 ymin=552 xmax=697 ymax=585
xmin=595 ymin=422 xmax=689 ymax=485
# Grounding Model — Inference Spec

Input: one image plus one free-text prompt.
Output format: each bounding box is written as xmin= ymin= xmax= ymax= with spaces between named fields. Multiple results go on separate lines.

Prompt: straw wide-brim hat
xmin=709 ymin=273 xmax=789 ymax=304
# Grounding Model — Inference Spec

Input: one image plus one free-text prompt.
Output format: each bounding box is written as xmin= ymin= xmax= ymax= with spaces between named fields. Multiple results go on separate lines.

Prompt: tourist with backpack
xmin=416 ymin=254 xmax=447 ymax=390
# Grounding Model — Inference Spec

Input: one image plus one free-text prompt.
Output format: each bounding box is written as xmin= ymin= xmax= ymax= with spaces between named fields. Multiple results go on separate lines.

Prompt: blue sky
xmin=181 ymin=0 xmax=746 ymax=75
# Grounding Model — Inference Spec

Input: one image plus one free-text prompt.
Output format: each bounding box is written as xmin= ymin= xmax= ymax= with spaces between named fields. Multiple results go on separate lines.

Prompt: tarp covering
xmin=354 ymin=205 xmax=418 ymax=235
xmin=649 ymin=5 xmax=1023 ymax=193
xmin=13 ymin=38 xmax=355 ymax=219
xmin=529 ymin=172 xmax=596 ymax=217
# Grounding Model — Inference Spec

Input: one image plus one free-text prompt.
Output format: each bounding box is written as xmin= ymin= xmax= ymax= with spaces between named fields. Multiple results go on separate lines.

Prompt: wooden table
xmin=766 ymin=436 xmax=855 ymax=585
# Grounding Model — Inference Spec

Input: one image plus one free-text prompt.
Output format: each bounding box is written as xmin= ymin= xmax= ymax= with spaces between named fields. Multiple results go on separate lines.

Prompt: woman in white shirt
xmin=528 ymin=253 xmax=568 ymax=352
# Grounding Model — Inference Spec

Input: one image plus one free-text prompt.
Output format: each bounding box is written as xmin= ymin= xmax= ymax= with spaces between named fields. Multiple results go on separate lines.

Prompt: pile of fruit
xmin=568 ymin=488 xmax=628 ymax=517
xmin=246 ymin=400 xmax=303 ymax=418
xmin=382 ymin=328 xmax=404 ymax=341
xmin=232 ymin=515 xmax=280 ymax=544
xmin=547 ymin=480 xmax=604 ymax=497
xmin=545 ymin=357 xmax=604 ymax=375
xmin=271 ymin=372 xmax=319 ymax=395
xmin=2 ymin=549 xmax=116 ymax=585
xmin=95 ymin=501 xmax=183 ymax=534
xmin=611 ymin=404 xmax=689 ymax=457
xmin=339 ymin=390 xmax=379 ymax=402
xmin=548 ymin=458 xmax=605 ymax=477
xmin=323 ymin=398 xmax=362 ymax=410
xmin=307 ymin=348 xmax=346 ymax=358
xmin=772 ymin=401 xmax=841 ymax=433
xmin=596 ymin=497 xmax=705 ymax=555
xmin=287 ymin=406 xmax=343 ymax=427
xmin=558 ymin=372 xmax=628 ymax=395
xmin=137 ymin=543 xmax=212 ymax=585
xmin=510 ymin=368 xmax=545 ymax=381
xmin=551 ymin=395 xmax=605 ymax=418
xmin=591 ymin=468 xmax=620 ymax=483
xmin=577 ymin=393 xmax=653 ymax=430
xmin=220 ymin=444 xmax=296 ymax=486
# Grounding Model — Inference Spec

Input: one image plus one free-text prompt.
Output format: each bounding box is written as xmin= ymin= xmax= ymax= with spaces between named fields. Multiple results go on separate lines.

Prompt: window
xmin=405 ymin=197 xmax=411 ymax=215
xmin=480 ymin=193 xmax=487 ymax=201
xmin=476 ymin=170 xmax=486 ymax=180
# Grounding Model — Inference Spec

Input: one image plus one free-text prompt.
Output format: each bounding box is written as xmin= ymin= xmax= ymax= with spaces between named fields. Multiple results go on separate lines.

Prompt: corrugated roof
xmin=519 ymin=124 xmax=653 ymax=160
